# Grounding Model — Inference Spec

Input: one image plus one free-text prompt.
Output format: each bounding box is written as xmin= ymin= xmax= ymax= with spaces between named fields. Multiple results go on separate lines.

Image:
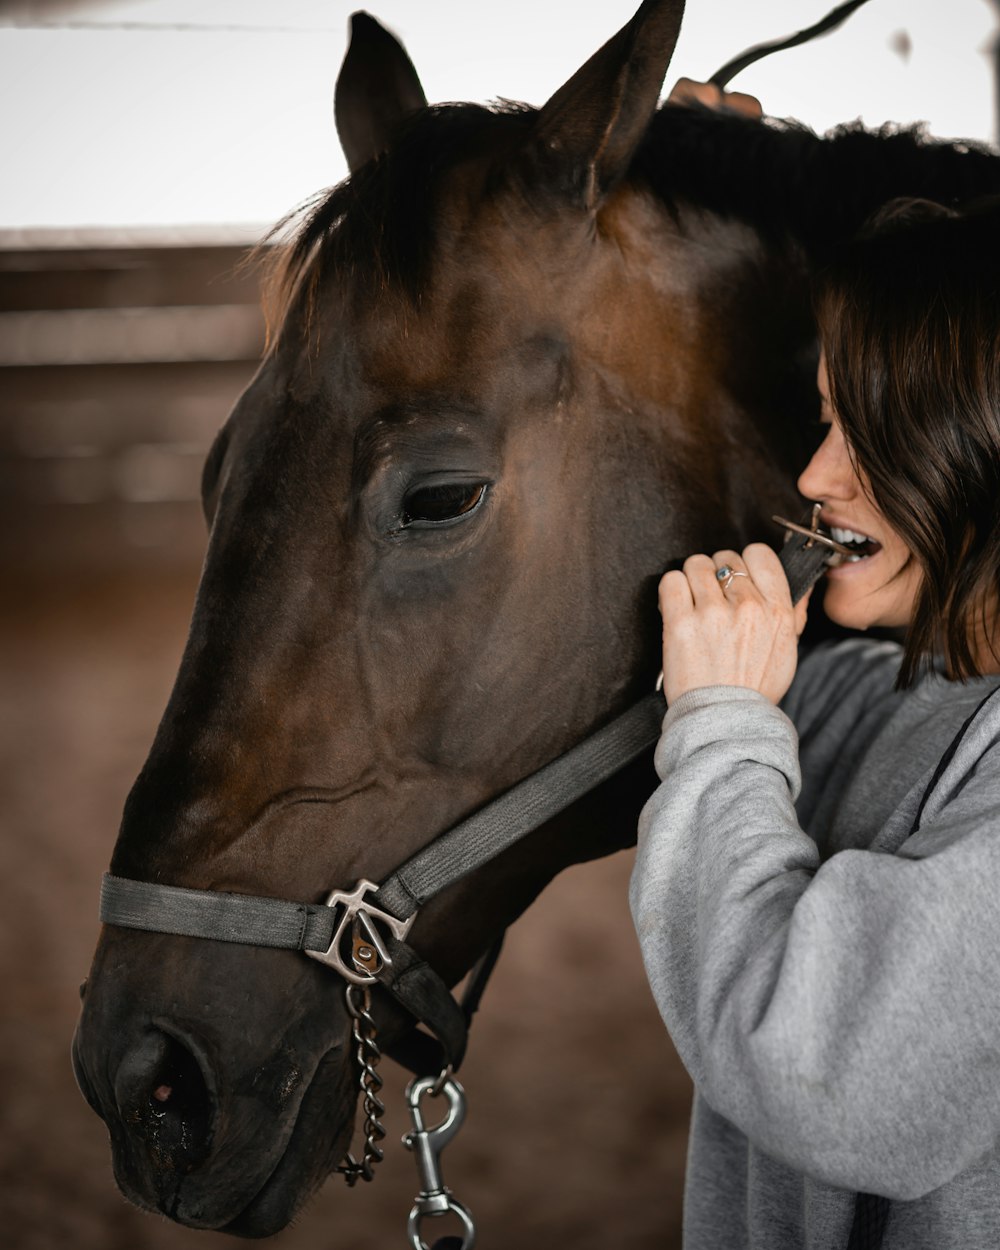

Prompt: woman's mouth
xmin=829 ymin=525 xmax=883 ymax=562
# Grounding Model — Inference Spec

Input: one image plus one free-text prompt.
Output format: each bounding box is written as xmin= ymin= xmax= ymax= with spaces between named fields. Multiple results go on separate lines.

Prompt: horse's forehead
xmin=329 ymin=225 xmax=574 ymax=402
xmin=348 ymin=312 xmax=568 ymax=434
xmin=353 ymin=297 xmax=547 ymax=400
xmin=283 ymin=185 xmax=761 ymax=424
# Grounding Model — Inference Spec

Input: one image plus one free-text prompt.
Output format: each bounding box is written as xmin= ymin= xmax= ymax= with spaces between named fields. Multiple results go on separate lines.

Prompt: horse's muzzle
xmin=72 ymin=925 xmax=357 ymax=1234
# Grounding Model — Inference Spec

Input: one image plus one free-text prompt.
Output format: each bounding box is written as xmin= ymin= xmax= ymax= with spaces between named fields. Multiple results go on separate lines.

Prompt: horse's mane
xmin=260 ymin=100 xmax=1000 ymax=336
xmin=639 ymin=106 xmax=1000 ymax=252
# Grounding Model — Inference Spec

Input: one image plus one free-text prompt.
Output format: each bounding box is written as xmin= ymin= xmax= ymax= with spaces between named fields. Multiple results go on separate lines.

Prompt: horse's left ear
xmin=335 ymin=12 xmax=428 ymax=173
xmin=532 ymin=0 xmax=685 ymax=210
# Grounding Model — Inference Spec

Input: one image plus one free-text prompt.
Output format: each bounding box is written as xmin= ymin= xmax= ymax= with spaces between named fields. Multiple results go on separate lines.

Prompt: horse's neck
xmin=589 ymin=191 xmax=813 ymax=546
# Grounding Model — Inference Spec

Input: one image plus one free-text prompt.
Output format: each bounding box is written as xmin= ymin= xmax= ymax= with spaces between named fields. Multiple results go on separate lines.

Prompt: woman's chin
xmin=821 ymin=551 xmax=916 ymax=632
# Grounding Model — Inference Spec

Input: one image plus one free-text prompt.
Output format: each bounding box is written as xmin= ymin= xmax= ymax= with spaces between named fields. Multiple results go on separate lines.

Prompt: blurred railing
xmin=0 ymin=231 xmax=266 ymax=573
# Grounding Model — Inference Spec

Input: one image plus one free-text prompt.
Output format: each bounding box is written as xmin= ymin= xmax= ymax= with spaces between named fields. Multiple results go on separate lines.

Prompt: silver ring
xmin=715 ymin=565 xmax=748 ymax=591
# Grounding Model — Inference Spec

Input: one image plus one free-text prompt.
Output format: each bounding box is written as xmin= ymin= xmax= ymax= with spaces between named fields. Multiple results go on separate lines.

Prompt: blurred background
xmin=2 ymin=1 xmax=999 ymax=1247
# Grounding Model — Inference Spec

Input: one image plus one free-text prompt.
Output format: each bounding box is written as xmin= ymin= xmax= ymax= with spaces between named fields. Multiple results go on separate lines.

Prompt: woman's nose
xmin=797 ymin=424 xmax=854 ymax=502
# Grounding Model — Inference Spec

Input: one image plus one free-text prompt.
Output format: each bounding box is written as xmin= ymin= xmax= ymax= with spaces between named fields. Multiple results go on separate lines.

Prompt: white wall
xmin=1 ymin=0 xmax=996 ymax=232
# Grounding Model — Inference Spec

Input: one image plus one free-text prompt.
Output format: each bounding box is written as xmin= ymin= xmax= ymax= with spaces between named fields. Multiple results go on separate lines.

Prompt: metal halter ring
xmin=715 ymin=564 xmax=749 ymax=592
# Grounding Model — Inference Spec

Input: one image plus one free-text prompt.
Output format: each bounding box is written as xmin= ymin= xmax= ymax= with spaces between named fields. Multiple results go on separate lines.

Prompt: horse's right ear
xmin=531 ymin=0 xmax=685 ymax=211
xmin=335 ymin=12 xmax=428 ymax=173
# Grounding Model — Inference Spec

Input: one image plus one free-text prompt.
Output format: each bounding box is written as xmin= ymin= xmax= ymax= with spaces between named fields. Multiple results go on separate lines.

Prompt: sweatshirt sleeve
xmin=629 ymin=686 xmax=1000 ymax=1200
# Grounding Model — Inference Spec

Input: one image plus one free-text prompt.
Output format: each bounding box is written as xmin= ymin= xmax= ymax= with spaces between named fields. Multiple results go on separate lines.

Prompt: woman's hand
xmin=659 ymin=544 xmax=810 ymax=706
xmin=667 ymin=77 xmax=763 ymax=119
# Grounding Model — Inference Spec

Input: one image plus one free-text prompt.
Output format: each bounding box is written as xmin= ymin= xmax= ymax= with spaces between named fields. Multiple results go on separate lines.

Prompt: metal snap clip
xmin=403 ymin=1073 xmax=476 ymax=1250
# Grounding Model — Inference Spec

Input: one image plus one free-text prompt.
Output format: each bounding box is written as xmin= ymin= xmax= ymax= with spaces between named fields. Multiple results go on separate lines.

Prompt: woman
xmin=630 ymin=191 xmax=1000 ymax=1249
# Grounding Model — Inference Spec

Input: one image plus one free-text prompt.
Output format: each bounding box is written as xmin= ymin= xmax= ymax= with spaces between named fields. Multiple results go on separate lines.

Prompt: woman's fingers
xmin=660 ymin=543 xmax=804 ymax=704
xmin=794 ymin=586 xmax=813 ymax=636
xmin=683 ymin=553 xmax=719 ymax=604
xmin=742 ymin=542 xmax=793 ymax=606
xmin=685 ymin=552 xmax=755 ymax=605
xmin=720 ymin=89 xmax=763 ymax=119
xmin=736 ymin=544 xmax=812 ymax=635
xmin=683 ymin=544 xmax=797 ymax=610
xmin=710 ymin=549 xmax=756 ymax=600
xmin=667 ymin=77 xmax=763 ymax=119
xmin=732 ymin=543 xmax=812 ymax=633
xmin=659 ymin=568 xmax=694 ymax=616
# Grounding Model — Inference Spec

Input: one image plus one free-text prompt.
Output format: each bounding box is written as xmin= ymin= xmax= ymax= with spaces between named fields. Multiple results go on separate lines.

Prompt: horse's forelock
xmin=251 ymin=102 xmax=540 ymax=345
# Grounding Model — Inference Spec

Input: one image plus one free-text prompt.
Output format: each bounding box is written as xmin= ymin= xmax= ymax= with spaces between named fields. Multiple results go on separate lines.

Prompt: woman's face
xmin=797 ymin=356 xmax=923 ymax=631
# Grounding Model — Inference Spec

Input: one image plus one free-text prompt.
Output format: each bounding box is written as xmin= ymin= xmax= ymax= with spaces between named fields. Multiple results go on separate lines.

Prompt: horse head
xmin=73 ymin=0 xmax=1000 ymax=1236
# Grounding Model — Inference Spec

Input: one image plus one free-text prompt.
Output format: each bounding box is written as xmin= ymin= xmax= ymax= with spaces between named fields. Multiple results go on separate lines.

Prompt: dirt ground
xmin=0 ymin=563 xmax=692 ymax=1250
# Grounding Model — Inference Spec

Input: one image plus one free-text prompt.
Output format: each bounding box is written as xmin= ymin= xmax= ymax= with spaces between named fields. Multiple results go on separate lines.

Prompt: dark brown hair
xmin=816 ymin=196 xmax=1000 ymax=686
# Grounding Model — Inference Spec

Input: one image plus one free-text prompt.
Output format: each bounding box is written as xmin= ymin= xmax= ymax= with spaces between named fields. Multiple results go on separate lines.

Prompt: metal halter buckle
xmin=772 ymin=502 xmax=854 ymax=563
xmin=306 ymin=879 xmax=415 ymax=986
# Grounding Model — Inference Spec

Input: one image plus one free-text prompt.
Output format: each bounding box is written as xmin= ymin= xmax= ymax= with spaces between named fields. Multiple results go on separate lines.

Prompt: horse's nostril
xmin=115 ymin=1029 xmax=214 ymax=1171
xmin=147 ymin=1032 xmax=214 ymax=1165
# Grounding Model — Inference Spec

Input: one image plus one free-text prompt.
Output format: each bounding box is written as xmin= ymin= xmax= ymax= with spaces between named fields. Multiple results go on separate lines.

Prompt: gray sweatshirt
xmin=629 ymin=638 xmax=1000 ymax=1250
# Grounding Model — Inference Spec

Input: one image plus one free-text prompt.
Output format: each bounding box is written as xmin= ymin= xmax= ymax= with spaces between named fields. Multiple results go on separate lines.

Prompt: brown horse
xmin=73 ymin=0 xmax=1000 ymax=1237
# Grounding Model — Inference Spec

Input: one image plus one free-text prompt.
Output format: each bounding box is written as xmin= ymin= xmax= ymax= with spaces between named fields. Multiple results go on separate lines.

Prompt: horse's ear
xmin=335 ymin=12 xmax=428 ymax=173
xmin=532 ymin=0 xmax=685 ymax=210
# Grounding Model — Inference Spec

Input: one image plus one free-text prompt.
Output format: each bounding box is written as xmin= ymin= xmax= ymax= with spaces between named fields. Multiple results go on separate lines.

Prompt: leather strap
xmin=388 ymin=938 xmax=504 ymax=1077
xmin=710 ymin=0 xmax=874 ymax=91
xmin=778 ymin=524 xmax=837 ymax=605
xmin=378 ymin=935 xmax=469 ymax=1070
xmin=373 ymin=691 xmax=666 ymax=921
xmin=100 ymin=873 xmax=338 ymax=950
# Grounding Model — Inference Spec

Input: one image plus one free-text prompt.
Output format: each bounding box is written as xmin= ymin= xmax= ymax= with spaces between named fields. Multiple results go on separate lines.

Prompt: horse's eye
xmin=401 ymin=482 xmax=487 ymax=527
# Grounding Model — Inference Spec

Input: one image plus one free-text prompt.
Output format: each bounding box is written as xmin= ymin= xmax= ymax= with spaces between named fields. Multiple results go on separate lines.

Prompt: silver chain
xmin=336 ymin=982 xmax=387 ymax=1186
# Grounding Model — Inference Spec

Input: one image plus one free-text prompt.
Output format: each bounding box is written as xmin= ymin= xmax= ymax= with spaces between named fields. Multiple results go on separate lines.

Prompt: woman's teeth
xmin=830 ymin=526 xmax=873 ymax=545
xmin=830 ymin=525 xmax=880 ymax=562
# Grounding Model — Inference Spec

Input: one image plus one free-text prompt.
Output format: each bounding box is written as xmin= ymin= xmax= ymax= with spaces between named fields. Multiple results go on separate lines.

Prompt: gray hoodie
xmin=630 ymin=638 xmax=1000 ymax=1249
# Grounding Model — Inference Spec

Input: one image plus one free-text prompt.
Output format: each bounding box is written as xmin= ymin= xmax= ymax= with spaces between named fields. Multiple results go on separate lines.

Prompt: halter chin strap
xmin=99 ymin=520 xmax=830 ymax=1073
